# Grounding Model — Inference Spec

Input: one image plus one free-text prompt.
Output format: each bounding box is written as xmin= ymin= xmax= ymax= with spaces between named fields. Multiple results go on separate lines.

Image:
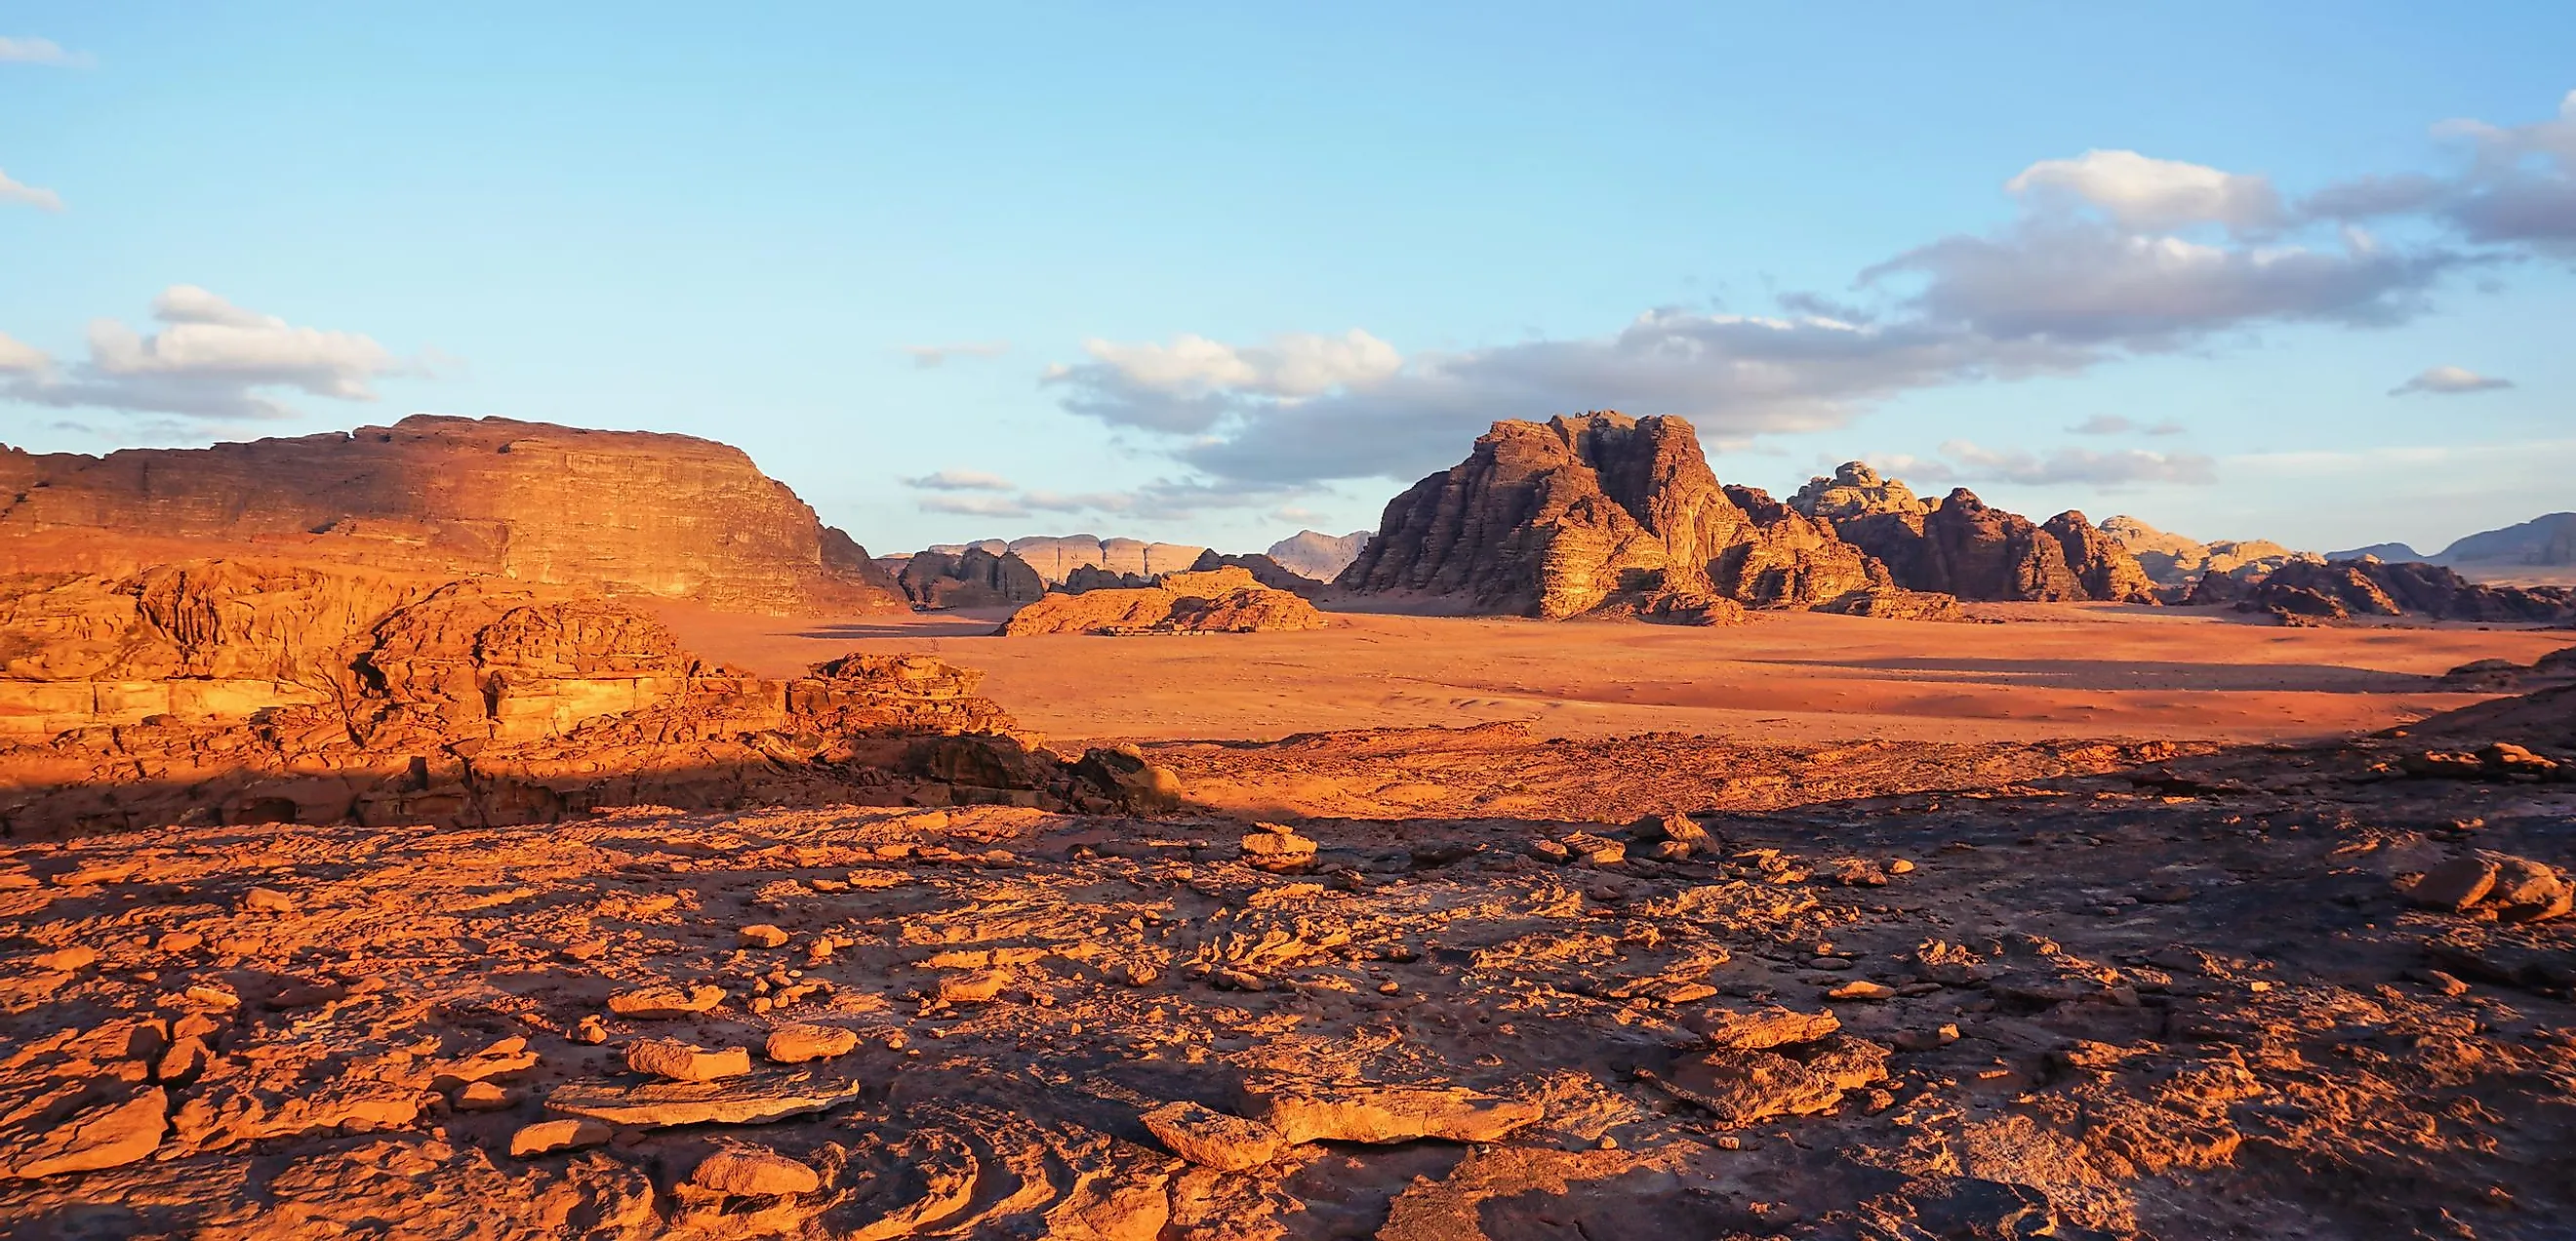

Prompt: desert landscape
xmin=0 ymin=409 xmax=2570 ymax=1241
xmin=8 ymin=16 xmax=2576 ymax=1240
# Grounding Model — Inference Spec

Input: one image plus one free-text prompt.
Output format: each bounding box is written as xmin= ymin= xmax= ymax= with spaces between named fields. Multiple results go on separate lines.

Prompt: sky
xmin=2 ymin=3 xmax=2572 ymax=558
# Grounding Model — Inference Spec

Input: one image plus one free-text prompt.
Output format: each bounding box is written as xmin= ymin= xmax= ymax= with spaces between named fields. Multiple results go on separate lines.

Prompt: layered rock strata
xmin=0 ymin=416 xmax=902 ymax=615
xmin=0 ymin=561 xmax=1171 ymax=835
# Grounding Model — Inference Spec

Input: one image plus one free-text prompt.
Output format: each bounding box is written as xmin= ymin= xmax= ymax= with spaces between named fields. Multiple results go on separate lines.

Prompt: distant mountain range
xmin=2328 ymin=512 xmax=2576 ymax=568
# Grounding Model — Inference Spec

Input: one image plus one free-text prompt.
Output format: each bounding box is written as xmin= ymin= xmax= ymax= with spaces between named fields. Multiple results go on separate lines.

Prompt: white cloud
xmin=1861 ymin=220 xmax=2461 ymax=344
xmin=917 ymin=493 xmax=1031 ymax=519
xmin=1876 ymin=441 xmax=2218 ymax=488
xmin=2389 ymin=365 xmax=2514 ymax=396
xmin=2068 ymin=414 xmax=2133 ymax=435
xmin=0 ymin=36 xmax=91 ymax=66
xmin=1043 ymin=329 xmax=1403 ymax=433
xmin=900 ymin=341 xmax=1011 ymax=368
xmin=0 ymin=168 xmax=62 ymax=212
xmin=2 ymin=286 xmax=416 ymax=420
xmin=0 ymin=331 xmax=46 ymax=373
xmin=2006 ymin=149 xmax=2283 ymax=233
xmin=905 ymin=468 xmax=1017 ymax=492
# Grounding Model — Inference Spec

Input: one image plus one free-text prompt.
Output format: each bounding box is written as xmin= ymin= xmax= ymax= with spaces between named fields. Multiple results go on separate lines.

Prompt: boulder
xmin=508 ymin=1118 xmax=613 ymax=1158
xmin=691 ymin=1149 xmax=821 ymax=1197
xmin=1141 ymin=1101 xmax=1286 ymax=1170
xmin=763 ymin=1023 xmax=859 ymax=1064
xmin=624 ymin=1040 xmax=750 ymax=1082
xmin=1815 ymin=586 xmax=1967 ymax=621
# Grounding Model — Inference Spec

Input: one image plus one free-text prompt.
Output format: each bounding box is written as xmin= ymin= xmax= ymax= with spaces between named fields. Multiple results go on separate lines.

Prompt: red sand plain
xmin=654 ymin=600 xmax=2572 ymax=748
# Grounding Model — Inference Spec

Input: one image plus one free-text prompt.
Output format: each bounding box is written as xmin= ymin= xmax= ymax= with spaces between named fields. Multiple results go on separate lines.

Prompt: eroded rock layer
xmin=1338 ymin=413 xmax=1889 ymax=620
xmin=0 ymin=416 xmax=902 ymax=615
xmin=0 ymin=561 xmax=1166 ymax=836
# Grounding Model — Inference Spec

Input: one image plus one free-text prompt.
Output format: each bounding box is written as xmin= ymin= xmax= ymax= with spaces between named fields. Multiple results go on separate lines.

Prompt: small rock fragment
xmin=244 ymin=887 xmax=296 ymax=914
xmin=1826 ymin=980 xmax=1897 ymax=1001
xmin=607 ymin=984 xmax=724 ymax=1019
xmin=455 ymin=1081 xmax=512 ymax=1111
xmin=509 ymin=1117 xmax=615 ymax=1157
xmin=936 ymin=970 xmax=1010 ymax=1004
xmin=1681 ymin=1005 xmax=1840 ymax=1051
xmin=738 ymin=924 xmax=789 ymax=949
xmin=1239 ymin=824 xmax=1318 ymax=871
xmin=763 ymin=1022 xmax=859 ymax=1063
xmin=691 ymin=1149 xmax=821 ymax=1197
xmin=1559 ymin=832 xmax=1626 ymax=866
xmin=626 ymin=1039 xmax=750 ymax=1082
xmin=573 ymin=1015 xmax=610 ymax=1044
xmin=1142 ymin=1101 xmax=1285 ymax=1171
xmin=33 ymin=946 xmax=97 ymax=973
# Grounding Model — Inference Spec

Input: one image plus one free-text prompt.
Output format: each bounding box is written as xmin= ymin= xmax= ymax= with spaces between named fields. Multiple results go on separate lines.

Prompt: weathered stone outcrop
xmin=1264 ymin=530 xmax=1372 ymax=581
xmin=1187 ymin=550 xmax=1328 ymax=597
xmin=999 ymin=567 xmax=1328 ymax=636
xmin=1058 ymin=565 xmax=1154 ymax=594
xmin=1337 ymin=413 xmax=1887 ymax=620
xmin=2191 ymin=559 xmax=2576 ymax=623
xmin=1789 ymin=461 xmax=1927 ymax=521
xmin=2042 ymin=510 xmax=2159 ymax=604
xmin=1836 ymin=489 xmax=2087 ymax=603
xmin=898 ymin=548 xmax=1046 ymax=610
xmin=1814 ymin=587 xmax=1968 ymax=621
xmin=0 ymin=416 xmax=902 ymax=615
xmin=2099 ymin=516 xmax=2306 ymax=591
xmin=0 ymin=562 xmax=1175 ymax=835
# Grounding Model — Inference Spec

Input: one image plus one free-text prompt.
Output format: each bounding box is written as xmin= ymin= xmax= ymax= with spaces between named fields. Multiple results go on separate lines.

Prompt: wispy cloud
xmin=0 ymin=168 xmax=62 ymax=212
xmin=905 ymin=468 xmax=1017 ymax=492
xmin=2389 ymin=365 xmax=2514 ymax=396
xmin=900 ymin=341 xmax=1011 ymax=369
xmin=1 ymin=286 xmax=426 ymax=420
xmin=1874 ymin=440 xmax=2218 ymax=488
xmin=2069 ymin=413 xmax=2185 ymax=436
xmin=0 ymin=35 xmax=92 ymax=66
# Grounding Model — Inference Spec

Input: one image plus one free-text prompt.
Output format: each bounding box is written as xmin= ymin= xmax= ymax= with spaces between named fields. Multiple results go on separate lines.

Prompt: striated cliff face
xmin=0 ymin=416 xmax=903 ymax=616
xmin=1336 ymin=412 xmax=1888 ymax=620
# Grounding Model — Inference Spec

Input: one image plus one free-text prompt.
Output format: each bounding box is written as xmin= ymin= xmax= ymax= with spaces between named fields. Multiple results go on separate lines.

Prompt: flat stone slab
xmin=543 ymin=1074 xmax=864 ymax=1129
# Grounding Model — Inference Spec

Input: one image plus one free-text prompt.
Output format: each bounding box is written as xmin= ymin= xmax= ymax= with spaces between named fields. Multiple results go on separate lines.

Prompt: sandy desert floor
xmin=656 ymin=602 xmax=2573 ymax=749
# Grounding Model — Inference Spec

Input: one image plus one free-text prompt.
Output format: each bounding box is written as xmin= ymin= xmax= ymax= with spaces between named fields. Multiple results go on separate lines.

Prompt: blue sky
xmin=2 ymin=3 xmax=2571 ymax=556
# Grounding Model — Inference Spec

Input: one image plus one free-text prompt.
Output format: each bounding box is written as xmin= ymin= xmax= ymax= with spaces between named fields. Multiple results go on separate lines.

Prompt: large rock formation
xmin=898 ymin=548 xmax=1046 ymax=610
xmin=1337 ymin=413 xmax=1888 ymax=620
xmin=1830 ymin=488 xmax=2154 ymax=604
xmin=999 ymin=567 xmax=1329 ymax=636
xmin=0 ymin=561 xmax=1171 ymax=835
xmin=2101 ymin=516 xmax=2308 ymax=591
xmin=1265 ymin=530 xmax=1373 ymax=581
xmin=0 ymin=416 xmax=903 ymax=615
xmin=2188 ymin=558 xmax=2576 ymax=624
xmin=930 ymin=536 xmax=1209 ymax=586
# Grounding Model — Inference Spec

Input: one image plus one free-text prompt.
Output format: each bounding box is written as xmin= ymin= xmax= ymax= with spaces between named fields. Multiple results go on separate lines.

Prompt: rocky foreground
xmin=1 ymin=724 xmax=2569 ymax=1239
